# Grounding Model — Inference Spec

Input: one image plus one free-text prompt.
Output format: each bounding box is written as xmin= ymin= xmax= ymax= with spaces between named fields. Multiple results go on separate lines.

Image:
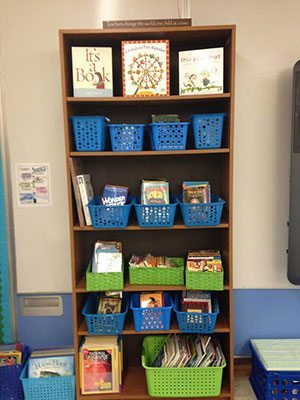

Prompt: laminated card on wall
xmin=122 ymin=40 xmax=170 ymax=97
xmin=179 ymin=47 xmax=224 ymax=95
xmin=71 ymin=47 xmax=113 ymax=97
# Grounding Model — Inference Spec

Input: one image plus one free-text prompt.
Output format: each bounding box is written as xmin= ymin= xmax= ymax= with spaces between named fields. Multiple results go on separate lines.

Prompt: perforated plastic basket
xmin=189 ymin=113 xmax=225 ymax=149
xmin=109 ymin=124 xmax=145 ymax=151
xmin=130 ymin=293 xmax=173 ymax=332
xmin=129 ymin=258 xmax=184 ymax=285
xmin=70 ymin=116 xmax=109 ymax=151
xmin=86 ymin=262 xmax=124 ymax=291
xmin=177 ymin=194 xmax=225 ymax=226
xmin=134 ymin=197 xmax=177 ymax=228
xmin=20 ymin=362 xmax=75 ymax=400
xmin=174 ymin=295 xmax=219 ymax=333
xmin=250 ymin=341 xmax=300 ymax=400
xmin=142 ymin=335 xmax=226 ymax=397
xmin=185 ymin=270 xmax=224 ymax=291
xmin=88 ymin=196 xmax=134 ymax=228
xmin=149 ymin=122 xmax=189 ymax=150
xmin=82 ymin=293 xmax=129 ymax=335
xmin=0 ymin=346 xmax=30 ymax=400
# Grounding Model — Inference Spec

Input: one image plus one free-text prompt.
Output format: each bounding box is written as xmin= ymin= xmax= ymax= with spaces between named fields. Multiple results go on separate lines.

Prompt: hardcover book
xmin=101 ymin=185 xmax=129 ymax=206
xmin=141 ymin=179 xmax=169 ymax=205
xmin=179 ymin=47 xmax=224 ymax=95
xmin=122 ymin=40 xmax=170 ymax=97
xmin=71 ymin=47 xmax=113 ymax=97
xmin=28 ymin=355 xmax=74 ymax=378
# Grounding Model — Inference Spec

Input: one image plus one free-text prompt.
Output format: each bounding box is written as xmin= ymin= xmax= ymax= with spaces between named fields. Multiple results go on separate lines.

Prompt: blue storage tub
xmin=149 ymin=122 xmax=189 ymax=151
xmin=109 ymin=124 xmax=145 ymax=151
xmin=177 ymin=194 xmax=225 ymax=226
xmin=0 ymin=345 xmax=30 ymax=400
xmin=20 ymin=362 xmax=75 ymax=400
xmin=70 ymin=116 xmax=109 ymax=151
xmin=82 ymin=293 xmax=129 ymax=335
xmin=130 ymin=293 xmax=173 ymax=332
xmin=174 ymin=295 xmax=219 ymax=333
xmin=88 ymin=196 xmax=134 ymax=228
xmin=134 ymin=197 xmax=177 ymax=228
xmin=189 ymin=113 xmax=225 ymax=149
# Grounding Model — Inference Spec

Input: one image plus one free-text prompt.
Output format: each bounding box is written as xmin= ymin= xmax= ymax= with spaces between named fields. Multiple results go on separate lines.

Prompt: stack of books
xmin=186 ymin=250 xmax=223 ymax=273
xmin=92 ymin=241 xmax=122 ymax=274
xmin=28 ymin=347 xmax=74 ymax=378
xmin=151 ymin=334 xmax=225 ymax=368
xmin=79 ymin=336 xmax=122 ymax=395
xmin=181 ymin=291 xmax=212 ymax=313
xmin=129 ymin=254 xmax=176 ymax=269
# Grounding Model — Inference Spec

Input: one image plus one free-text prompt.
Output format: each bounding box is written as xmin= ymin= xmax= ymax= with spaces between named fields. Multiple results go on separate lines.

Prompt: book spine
xmin=77 ymin=176 xmax=92 ymax=225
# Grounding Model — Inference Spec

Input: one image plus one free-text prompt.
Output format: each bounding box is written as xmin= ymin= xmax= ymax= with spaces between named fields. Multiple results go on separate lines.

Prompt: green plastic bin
xmin=142 ymin=335 xmax=226 ymax=398
xmin=129 ymin=258 xmax=184 ymax=285
xmin=185 ymin=270 xmax=224 ymax=291
xmin=86 ymin=262 xmax=124 ymax=291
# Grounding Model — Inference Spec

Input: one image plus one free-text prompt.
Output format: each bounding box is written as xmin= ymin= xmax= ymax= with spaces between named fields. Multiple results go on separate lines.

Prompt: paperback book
xmin=76 ymin=174 xmax=94 ymax=226
xmin=141 ymin=179 xmax=169 ymax=205
xmin=72 ymin=47 xmax=113 ymax=97
xmin=140 ymin=292 xmax=164 ymax=308
xmin=28 ymin=355 xmax=74 ymax=378
xmin=179 ymin=47 xmax=224 ymax=95
xmin=100 ymin=185 xmax=129 ymax=206
xmin=186 ymin=250 xmax=223 ymax=273
xmin=182 ymin=181 xmax=211 ymax=204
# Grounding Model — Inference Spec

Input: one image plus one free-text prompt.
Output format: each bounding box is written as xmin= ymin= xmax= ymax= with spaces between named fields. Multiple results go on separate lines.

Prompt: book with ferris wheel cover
xmin=121 ymin=40 xmax=170 ymax=97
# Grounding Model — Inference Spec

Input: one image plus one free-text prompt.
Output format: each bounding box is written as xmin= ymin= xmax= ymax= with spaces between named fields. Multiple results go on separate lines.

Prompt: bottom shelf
xmin=77 ymin=365 xmax=231 ymax=399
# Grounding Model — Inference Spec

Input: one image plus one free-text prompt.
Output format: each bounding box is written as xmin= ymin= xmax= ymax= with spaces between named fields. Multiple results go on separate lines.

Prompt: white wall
xmin=0 ymin=0 xmax=297 ymax=292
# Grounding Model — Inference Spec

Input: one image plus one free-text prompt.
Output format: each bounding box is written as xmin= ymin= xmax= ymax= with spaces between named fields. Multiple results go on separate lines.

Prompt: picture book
xmin=151 ymin=114 xmax=180 ymax=123
xmin=28 ymin=355 xmax=74 ymax=378
xmin=101 ymin=185 xmax=129 ymax=206
xmin=129 ymin=254 xmax=177 ymax=268
xmin=122 ymin=40 xmax=170 ymax=97
xmin=76 ymin=174 xmax=94 ymax=225
xmin=94 ymin=252 xmax=122 ymax=274
xmin=181 ymin=291 xmax=212 ymax=313
xmin=71 ymin=47 xmax=113 ymax=97
xmin=97 ymin=297 xmax=121 ymax=314
xmin=187 ymin=250 xmax=223 ymax=272
xmin=69 ymin=158 xmax=85 ymax=227
xmin=182 ymin=181 xmax=211 ymax=204
xmin=141 ymin=179 xmax=169 ymax=205
xmin=140 ymin=292 xmax=164 ymax=308
xmin=0 ymin=351 xmax=22 ymax=367
xmin=179 ymin=47 xmax=224 ymax=95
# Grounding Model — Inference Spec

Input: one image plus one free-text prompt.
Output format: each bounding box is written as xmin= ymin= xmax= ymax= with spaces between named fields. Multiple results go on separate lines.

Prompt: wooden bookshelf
xmin=60 ymin=25 xmax=235 ymax=399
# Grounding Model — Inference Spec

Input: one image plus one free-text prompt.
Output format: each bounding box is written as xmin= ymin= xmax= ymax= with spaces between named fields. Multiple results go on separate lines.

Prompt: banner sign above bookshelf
xmin=103 ymin=19 xmax=192 ymax=29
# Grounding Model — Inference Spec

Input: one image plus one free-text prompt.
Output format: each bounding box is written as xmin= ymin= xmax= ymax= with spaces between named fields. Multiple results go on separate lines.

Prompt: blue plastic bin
xmin=0 ymin=345 xmax=30 ymax=400
xmin=174 ymin=295 xmax=219 ymax=333
xmin=82 ymin=293 xmax=129 ymax=335
xmin=109 ymin=124 xmax=145 ymax=151
xmin=189 ymin=113 xmax=225 ymax=149
xmin=177 ymin=194 xmax=225 ymax=226
xmin=149 ymin=122 xmax=189 ymax=150
xmin=70 ymin=116 xmax=109 ymax=151
xmin=88 ymin=196 xmax=134 ymax=228
xmin=130 ymin=293 xmax=173 ymax=332
xmin=20 ymin=362 xmax=75 ymax=400
xmin=134 ymin=197 xmax=177 ymax=228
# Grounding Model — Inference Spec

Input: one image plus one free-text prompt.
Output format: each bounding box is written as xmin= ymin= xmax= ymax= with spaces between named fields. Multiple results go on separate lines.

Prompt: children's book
xmin=100 ymin=185 xmax=129 ymax=206
xmin=71 ymin=47 xmax=113 ymax=97
xmin=76 ymin=174 xmax=94 ymax=225
xmin=141 ymin=179 xmax=169 ymax=205
xmin=179 ymin=47 xmax=223 ymax=95
xmin=69 ymin=158 xmax=85 ymax=227
xmin=122 ymin=40 xmax=170 ymax=97
xmin=97 ymin=297 xmax=121 ymax=314
xmin=28 ymin=355 xmax=74 ymax=378
xmin=140 ymin=292 xmax=164 ymax=308
xmin=182 ymin=181 xmax=211 ymax=203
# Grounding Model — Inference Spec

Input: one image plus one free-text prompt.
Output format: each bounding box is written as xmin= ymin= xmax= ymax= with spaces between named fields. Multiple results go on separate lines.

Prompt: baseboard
xmin=234 ymin=356 xmax=252 ymax=378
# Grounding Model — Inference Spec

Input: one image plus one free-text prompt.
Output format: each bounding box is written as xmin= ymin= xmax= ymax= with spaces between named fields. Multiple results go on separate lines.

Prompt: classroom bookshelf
xmin=59 ymin=25 xmax=235 ymax=400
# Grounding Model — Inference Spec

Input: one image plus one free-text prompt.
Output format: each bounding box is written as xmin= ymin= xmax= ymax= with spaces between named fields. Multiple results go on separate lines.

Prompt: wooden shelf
xmin=76 ymin=276 xmax=230 ymax=293
xmin=73 ymin=221 xmax=229 ymax=231
xmin=70 ymin=149 xmax=230 ymax=157
xmin=77 ymin=314 xmax=230 ymax=336
xmin=67 ymin=93 xmax=230 ymax=104
xmin=76 ymin=365 xmax=231 ymax=399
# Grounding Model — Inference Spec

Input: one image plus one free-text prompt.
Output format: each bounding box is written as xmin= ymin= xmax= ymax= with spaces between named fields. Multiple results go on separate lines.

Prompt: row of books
xmin=152 ymin=334 xmax=225 ymax=368
xmin=72 ymin=44 xmax=223 ymax=97
xmin=129 ymin=254 xmax=178 ymax=269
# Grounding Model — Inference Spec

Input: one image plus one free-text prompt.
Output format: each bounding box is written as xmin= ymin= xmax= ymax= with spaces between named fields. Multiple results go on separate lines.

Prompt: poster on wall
xmin=16 ymin=164 xmax=51 ymax=207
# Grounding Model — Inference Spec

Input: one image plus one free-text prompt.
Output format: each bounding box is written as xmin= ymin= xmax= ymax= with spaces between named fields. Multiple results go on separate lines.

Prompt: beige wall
xmin=0 ymin=0 xmax=297 ymax=292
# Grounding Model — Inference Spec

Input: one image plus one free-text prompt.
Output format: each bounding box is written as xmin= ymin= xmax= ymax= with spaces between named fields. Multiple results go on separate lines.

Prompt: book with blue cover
xmin=100 ymin=185 xmax=129 ymax=206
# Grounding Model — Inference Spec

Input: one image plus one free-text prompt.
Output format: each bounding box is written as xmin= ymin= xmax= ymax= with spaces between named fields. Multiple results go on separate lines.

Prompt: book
xmin=101 ymin=185 xmax=129 ymax=206
xmin=122 ymin=40 xmax=170 ymax=97
xmin=79 ymin=336 xmax=121 ymax=394
xmin=28 ymin=355 xmax=74 ymax=378
xmin=151 ymin=114 xmax=180 ymax=123
xmin=179 ymin=47 xmax=224 ymax=95
xmin=0 ymin=351 xmax=22 ymax=367
xmin=76 ymin=174 xmax=94 ymax=226
xmin=181 ymin=291 xmax=212 ymax=313
xmin=97 ymin=297 xmax=121 ymax=314
xmin=69 ymin=158 xmax=85 ymax=227
xmin=186 ymin=250 xmax=223 ymax=272
xmin=182 ymin=181 xmax=211 ymax=204
xmin=92 ymin=241 xmax=122 ymax=273
xmin=71 ymin=47 xmax=113 ymax=97
xmin=140 ymin=292 xmax=164 ymax=308
xmin=30 ymin=347 xmax=74 ymax=358
xmin=141 ymin=179 xmax=169 ymax=205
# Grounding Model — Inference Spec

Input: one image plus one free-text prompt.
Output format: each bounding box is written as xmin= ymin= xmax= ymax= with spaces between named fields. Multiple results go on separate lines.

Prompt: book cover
xmin=179 ymin=47 xmax=224 ymax=95
xmin=122 ymin=40 xmax=170 ymax=97
xmin=0 ymin=351 xmax=22 ymax=366
xmin=94 ymin=252 xmax=122 ymax=273
xmin=28 ymin=355 xmax=74 ymax=378
xmin=71 ymin=47 xmax=113 ymax=97
xmin=140 ymin=292 xmax=164 ymax=308
xmin=76 ymin=174 xmax=94 ymax=226
xmin=69 ymin=158 xmax=85 ymax=227
xmin=101 ymin=185 xmax=129 ymax=206
xmin=141 ymin=179 xmax=169 ymax=205
xmin=97 ymin=297 xmax=121 ymax=314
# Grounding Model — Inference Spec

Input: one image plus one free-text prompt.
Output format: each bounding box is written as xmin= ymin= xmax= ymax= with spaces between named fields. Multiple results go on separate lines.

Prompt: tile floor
xmin=234 ymin=377 xmax=257 ymax=399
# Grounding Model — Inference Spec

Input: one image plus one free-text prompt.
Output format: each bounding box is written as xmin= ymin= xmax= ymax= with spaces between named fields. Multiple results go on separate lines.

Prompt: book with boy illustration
xmin=186 ymin=250 xmax=223 ymax=273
